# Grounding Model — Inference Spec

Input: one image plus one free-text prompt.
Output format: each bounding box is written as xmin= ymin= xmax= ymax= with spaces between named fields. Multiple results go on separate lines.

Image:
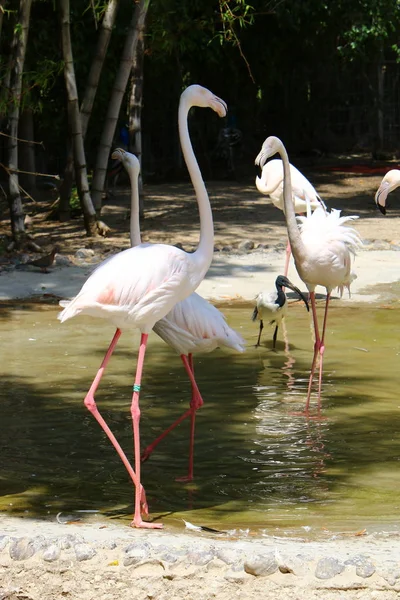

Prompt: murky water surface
xmin=1 ymin=299 xmax=400 ymax=538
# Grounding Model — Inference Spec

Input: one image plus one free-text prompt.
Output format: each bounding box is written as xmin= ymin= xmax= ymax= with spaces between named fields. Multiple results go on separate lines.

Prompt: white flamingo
xmin=375 ymin=169 xmax=400 ymax=214
xmin=58 ymin=85 xmax=227 ymax=528
xmin=255 ymin=136 xmax=362 ymax=414
xmin=111 ymin=147 xmax=245 ymax=482
xmin=252 ymin=275 xmax=309 ymax=348
xmin=256 ymin=158 xmax=325 ymax=277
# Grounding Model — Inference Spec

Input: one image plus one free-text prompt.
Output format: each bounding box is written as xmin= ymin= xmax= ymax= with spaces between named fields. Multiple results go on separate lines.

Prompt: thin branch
xmin=0 ymin=162 xmax=60 ymax=179
xmin=0 ymin=131 xmax=45 ymax=147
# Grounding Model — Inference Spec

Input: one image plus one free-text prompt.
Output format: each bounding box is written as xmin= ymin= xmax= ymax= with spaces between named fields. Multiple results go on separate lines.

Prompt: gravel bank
xmin=1 ymin=515 xmax=400 ymax=600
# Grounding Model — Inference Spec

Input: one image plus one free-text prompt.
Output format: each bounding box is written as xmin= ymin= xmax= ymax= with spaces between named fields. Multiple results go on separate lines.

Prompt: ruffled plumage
xmin=295 ymin=207 xmax=363 ymax=294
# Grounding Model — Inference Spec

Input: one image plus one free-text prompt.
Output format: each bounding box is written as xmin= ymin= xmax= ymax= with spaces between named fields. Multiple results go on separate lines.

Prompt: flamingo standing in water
xmin=111 ymin=148 xmax=245 ymax=482
xmin=375 ymin=169 xmax=400 ymax=214
xmin=58 ymin=85 xmax=227 ymax=528
xmin=256 ymin=159 xmax=325 ymax=276
xmin=255 ymin=136 xmax=362 ymax=414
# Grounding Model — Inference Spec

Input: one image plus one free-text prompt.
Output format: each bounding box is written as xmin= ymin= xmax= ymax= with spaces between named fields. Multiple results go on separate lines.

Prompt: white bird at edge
xmin=252 ymin=275 xmax=309 ymax=348
xmin=58 ymin=85 xmax=227 ymax=529
xmin=255 ymin=136 xmax=362 ymax=415
xmin=255 ymin=158 xmax=326 ymax=277
xmin=110 ymin=147 xmax=245 ymax=483
xmin=375 ymin=169 xmax=400 ymax=214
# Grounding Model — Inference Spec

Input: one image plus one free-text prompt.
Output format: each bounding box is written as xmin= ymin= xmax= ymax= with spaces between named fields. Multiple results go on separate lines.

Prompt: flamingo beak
xmin=375 ymin=182 xmax=389 ymax=215
xmin=211 ymin=96 xmax=227 ymax=118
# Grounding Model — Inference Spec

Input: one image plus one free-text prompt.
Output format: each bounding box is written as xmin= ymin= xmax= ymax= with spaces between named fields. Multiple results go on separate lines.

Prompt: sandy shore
xmin=0 ymin=246 xmax=399 ymax=305
xmin=1 ymin=513 xmax=400 ymax=600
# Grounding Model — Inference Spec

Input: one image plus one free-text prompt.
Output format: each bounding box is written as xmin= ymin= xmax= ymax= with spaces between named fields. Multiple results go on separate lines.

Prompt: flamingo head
xmin=255 ymin=136 xmax=284 ymax=169
xmin=111 ymin=148 xmax=140 ymax=178
xmin=375 ymin=169 xmax=400 ymax=215
xmin=180 ymin=85 xmax=227 ymax=118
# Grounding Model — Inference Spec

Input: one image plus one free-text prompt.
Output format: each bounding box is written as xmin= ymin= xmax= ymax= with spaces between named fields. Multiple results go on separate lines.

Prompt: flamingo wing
xmin=58 ymin=243 xmax=193 ymax=330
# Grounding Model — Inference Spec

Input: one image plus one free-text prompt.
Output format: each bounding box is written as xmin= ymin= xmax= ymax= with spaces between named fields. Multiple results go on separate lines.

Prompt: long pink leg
xmin=83 ymin=328 xmax=148 ymax=515
xmin=316 ymin=292 xmax=331 ymax=414
xmin=130 ymin=333 xmax=163 ymax=529
xmin=175 ymin=353 xmax=203 ymax=482
xmin=140 ymin=353 xmax=204 ymax=467
xmin=304 ymin=292 xmax=321 ymax=414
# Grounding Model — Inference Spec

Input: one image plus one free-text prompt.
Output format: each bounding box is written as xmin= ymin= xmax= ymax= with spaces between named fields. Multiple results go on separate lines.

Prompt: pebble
xmin=345 ymin=554 xmax=376 ymax=578
xmin=9 ymin=537 xmax=37 ymax=561
xmin=123 ymin=541 xmax=152 ymax=566
xmin=55 ymin=255 xmax=73 ymax=266
xmin=74 ymin=543 xmax=97 ymax=562
xmin=75 ymin=248 xmax=95 ymax=258
xmin=244 ymin=553 xmax=279 ymax=577
xmin=42 ymin=544 xmax=61 ymax=562
xmin=238 ymin=240 xmax=255 ymax=251
xmin=315 ymin=557 xmax=345 ymax=579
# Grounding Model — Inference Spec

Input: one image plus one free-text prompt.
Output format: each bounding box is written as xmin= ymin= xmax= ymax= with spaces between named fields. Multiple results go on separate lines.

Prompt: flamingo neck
xmin=179 ymin=98 xmax=214 ymax=283
xmin=129 ymin=169 xmax=141 ymax=247
xmin=278 ymin=142 xmax=307 ymax=265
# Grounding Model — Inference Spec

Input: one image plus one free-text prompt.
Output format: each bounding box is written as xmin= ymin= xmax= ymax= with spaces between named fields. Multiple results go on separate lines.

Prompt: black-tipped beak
xmin=377 ymin=201 xmax=386 ymax=215
xmin=284 ymin=280 xmax=310 ymax=312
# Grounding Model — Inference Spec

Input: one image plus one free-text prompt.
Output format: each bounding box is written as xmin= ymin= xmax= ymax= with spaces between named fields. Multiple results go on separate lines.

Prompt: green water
xmin=1 ymin=299 xmax=400 ymax=538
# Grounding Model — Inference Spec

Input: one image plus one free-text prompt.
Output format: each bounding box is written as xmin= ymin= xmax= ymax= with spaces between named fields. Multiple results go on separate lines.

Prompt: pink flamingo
xmin=111 ymin=148 xmax=245 ymax=482
xmin=58 ymin=85 xmax=227 ymax=528
xmin=375 ymin=169 xmax=400 ymax=214
xmin=255 ymin=136 xmax=362 ymax=415
xmin=255 ymin=158 xmax=325 ymax=277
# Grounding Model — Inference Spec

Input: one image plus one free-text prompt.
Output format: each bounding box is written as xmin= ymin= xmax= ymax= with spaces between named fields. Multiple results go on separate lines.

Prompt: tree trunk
xmin=58 ymin=141 xmax=74 ymax=221
xmin=129 ymin=28 xmax=144 ymax=218
xmin=91 ymin=0 xmax=149 ymax=212
xmin=19 ymin=108 xmax=36 ymax=195
xmin=0 ymin=1 xmax=6 ymax=42
xmin=59 ymin=0 xmax=120 ymax=221
xmin=59 ymin=0 xmax=97 ymax=236
xmin=7 ymin=0 xmax=32 ymax=247
xmin=81 ymin=0 xmax=120 ymax=138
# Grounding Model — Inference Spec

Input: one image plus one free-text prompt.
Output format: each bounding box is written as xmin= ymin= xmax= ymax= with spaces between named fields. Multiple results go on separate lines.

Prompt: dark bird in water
xmin=25 ymin=246 xmax=60 ymax=273
xmin=252 ymin=275 xmax=309 ymax=348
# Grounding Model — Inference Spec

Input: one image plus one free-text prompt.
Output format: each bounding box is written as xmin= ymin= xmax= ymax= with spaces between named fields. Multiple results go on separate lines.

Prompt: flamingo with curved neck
xmin=112 ymin=147 xmax=245 ymax=482
xmin=58 ymin=85 xmax=226 ymax=528
xmin=255 ymin=158 xmax=325 ymax=276
xmin=255 ymin=136 xmax=362 ymax=414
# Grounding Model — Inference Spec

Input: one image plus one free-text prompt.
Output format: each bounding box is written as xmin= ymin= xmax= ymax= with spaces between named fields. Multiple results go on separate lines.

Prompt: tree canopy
xmin=1 ymin=0 xmax=400 ymax=242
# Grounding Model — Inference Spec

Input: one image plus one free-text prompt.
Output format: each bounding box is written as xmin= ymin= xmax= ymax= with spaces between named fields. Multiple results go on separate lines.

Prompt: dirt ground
xmin=2 ymin=158 xmax=400 ymax=263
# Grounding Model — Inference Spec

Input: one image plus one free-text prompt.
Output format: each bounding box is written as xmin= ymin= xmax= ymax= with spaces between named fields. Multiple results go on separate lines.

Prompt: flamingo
xmin=58 ymin=85 xmax=227 ymax=528
xmin=252 ymin=275 xmax=309 ymax=348
xmin=111 ymin=147 xmax=245 ymax=482
xmin=375 ymin=169 xmax=400 ymax=214
xmin=255 ymin=158 xmax=325 ymax=277
xmin=255 ymin=136 xmax=362 ymax=415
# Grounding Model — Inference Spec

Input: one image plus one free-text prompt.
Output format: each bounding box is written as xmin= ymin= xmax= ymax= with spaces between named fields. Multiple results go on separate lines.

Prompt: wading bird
xmin=252 ymin=275 xmax=309 ymax=348
xmin=375 ymin=169 xmax=400 ymax=214
xmin=256 ymin=159 xmax=325 ymax=276
xmin=111 ymin=148 xmax=245 ymax=482
xmin=58 ymin=85 xmax=227 ymax=528
xmin=255 ymin=137 xmax=362 ymax=415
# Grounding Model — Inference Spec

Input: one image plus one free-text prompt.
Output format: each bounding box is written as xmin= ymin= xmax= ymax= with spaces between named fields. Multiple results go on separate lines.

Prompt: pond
xmin=0 ymin=299 xmax=399 ymax=538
